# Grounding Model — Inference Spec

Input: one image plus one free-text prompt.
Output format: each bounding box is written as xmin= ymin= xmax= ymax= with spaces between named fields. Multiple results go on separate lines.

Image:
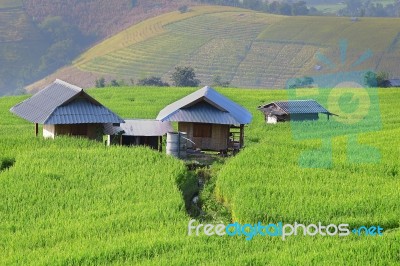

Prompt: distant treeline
xmin=195 ymin=0 xmax=400 ymax=17
xmin=195 ymin=0 xmax=314 ymax=15
xmin=337 ymin=0 xmax=400 ymax=17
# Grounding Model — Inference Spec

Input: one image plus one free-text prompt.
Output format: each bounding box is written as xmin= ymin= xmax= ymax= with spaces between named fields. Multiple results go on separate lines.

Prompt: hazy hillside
xmin=28 ymin=5 xmax=400 ymax=91
xmin=0 ymin=1 xmax=47 ymax=95
xmin=23 ymin=0 xmax=194 ymax=38
xmin=0 ymin=0 xmax=194 ymax=95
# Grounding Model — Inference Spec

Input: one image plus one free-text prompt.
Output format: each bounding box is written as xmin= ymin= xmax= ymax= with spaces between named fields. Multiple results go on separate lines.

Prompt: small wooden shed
xmin=105 ymin=119 xmax=173 ymax=151
xmin=156 ymin=86 xmax=252 ymax=151
xmin=258 ymin=100 xmax=334 ymax=124
xmin=10 ymin=79 xmax=124 ymax=139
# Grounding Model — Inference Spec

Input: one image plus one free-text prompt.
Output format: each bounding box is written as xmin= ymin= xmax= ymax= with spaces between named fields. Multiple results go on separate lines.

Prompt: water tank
xmin=166 ymin=132 xmax=187 ymax=159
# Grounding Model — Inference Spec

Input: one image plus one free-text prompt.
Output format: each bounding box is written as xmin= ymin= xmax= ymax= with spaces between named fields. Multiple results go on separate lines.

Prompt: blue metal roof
xmin=104 ymin=119 xmax=173 ymax=136
xmin=259 ymin=100 xmax=332 ymax=115
xmin=10 ymin=79 xmax=124 ymax=124
xmin=46 ymin=99 xmax=124 ymax=124
xmin=157 ymin=86 xmax=252 ymax=125
xmin=389 ymin=79 xmax=400 ymax=87
xmin=164 ymin=102 xmax=240 ymax=125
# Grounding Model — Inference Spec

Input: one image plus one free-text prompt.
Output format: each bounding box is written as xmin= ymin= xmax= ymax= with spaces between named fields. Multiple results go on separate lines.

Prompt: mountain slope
xmin=0 ymin=0 xmax=195 ymax=95
xmin=27 ymin=5 xmax=400 ymax=91
xmin=0 ymin=4 xmax=48 ymax=95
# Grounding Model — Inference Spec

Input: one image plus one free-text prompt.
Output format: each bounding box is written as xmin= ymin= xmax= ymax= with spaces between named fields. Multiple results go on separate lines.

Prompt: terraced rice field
xmin=74 ymin=6 xmax=400 ymax=88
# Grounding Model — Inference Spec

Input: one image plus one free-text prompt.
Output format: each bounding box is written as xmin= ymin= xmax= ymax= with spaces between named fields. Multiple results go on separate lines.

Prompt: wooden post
xmin=239 ymin=124 xmax=244 ymax=149
xmin=35 ymin=123 xmax=39 ymax=137
xmin=120 ymin=135 xmax=122 ymax=146
xmin=159 ymin=136 xmax=163 ymax=152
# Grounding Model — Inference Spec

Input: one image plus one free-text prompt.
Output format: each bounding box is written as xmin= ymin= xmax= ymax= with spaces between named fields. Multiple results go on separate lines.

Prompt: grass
xmin=0 ymin=86 xmax=399 ymax=264
xmin=74 ymin=6 xmax=400 ymax=89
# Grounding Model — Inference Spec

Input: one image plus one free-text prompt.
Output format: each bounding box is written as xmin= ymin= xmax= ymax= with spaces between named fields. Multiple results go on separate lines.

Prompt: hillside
xmin=0 ymin=0 xmax=195 ymax=95
xmin=27 ymin=5 xmax=400 ymax=91
xmin=1 ymin=87 xmax=399 ymax=263
xmin=23 ymin=0 xmax=194 ymax=38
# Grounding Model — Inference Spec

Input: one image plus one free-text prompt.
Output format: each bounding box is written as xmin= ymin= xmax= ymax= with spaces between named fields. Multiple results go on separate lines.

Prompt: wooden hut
xmin=258 ymin=100 xmax=334 ymax=124
xmin=156 ymin=86 xmax=252 ymax=152
xmin=10 ymin=79 xmax=124 ymax=139
xmin=104 ymin=119 xmax=173 ymax=151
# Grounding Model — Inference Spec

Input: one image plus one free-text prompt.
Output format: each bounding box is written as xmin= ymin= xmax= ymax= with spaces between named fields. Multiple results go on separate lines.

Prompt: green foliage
xmin=212 ymin=75 xmax=230 ymax=87
xmin=171 ymin=66 xmax=200 ymax=87
xmin=337 ymin=0 xmax=399 ymax=17
xmin=364 ymin=71 xmax=378 ymax=87
xmin=376 ymin=71 xmax=390 ymax=87
xmin=288 ymin=76 xmax=314 ymax=88
xmin=95 ymin=77 xmax=105 ymax=88
xmin=110 ymin=79 xmax=120 ymax=87
xmin=0 ymin=10 xmax=49 ymax=95
xmin=137 ymin=76 xmax=169 ymax=87
xmin=364 ymin=71 xmax=390 ymax=87
xmin=38 ymin=39 xmax=78 ymax=71
xmin=198 ymin=0 xmax=310 ymax=15
xmin=36 ymin=16 xmax=91 ymax=74
xmin=178 ymin=5 xmax=189 ymax=13
xmin=38 ymin=16 xmax=79 ymax=42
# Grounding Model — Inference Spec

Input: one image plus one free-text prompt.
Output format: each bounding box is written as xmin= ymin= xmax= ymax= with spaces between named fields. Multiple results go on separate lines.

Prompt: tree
xmin=376 ymin=71 xmax=390 ymax=87
xmin=110 ymin=79 xmax=120 ymax=87
xmin=292 ymin=1 xmax=309 ymax=15
xmin=95 ymin=77 xmax=105 ymax=88
xmin=137 ymin=76 xmax=169 ymax=87
xmin=171 ymin=66 xmax=200 ymax=87
xmin=212 ymin=75 xmax=230 ymax=87
xmin=364 ymin=71 xmax=377 ymax=87
xmin=287 ymin=76 xmax=314 ymax=88
xmin=364 ymin=71 xmax=390 ymax=87
xmin=302 ymin=76 xmax=314 ymax=86
xmin=279 ymin=2 xmax=293 ymax=15
xmin=178 ymin=5 xmax=189 ymax=13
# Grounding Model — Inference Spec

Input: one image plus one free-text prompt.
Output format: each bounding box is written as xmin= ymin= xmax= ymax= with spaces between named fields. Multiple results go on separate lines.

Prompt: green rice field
xmin=0 ymin=86 xmax=399 ymax=264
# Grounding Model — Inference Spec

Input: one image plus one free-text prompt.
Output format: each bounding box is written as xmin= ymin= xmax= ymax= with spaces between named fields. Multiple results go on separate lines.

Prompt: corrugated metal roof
xmin=389 ymin=79 xmax=400 ymax=87
xmin=156 ymin=86 xmax=252 ymax=125
xmin=259 ymin=100 xmax=331 ymax=115
xmin=46 ymin=99 xmax=125 ymax=124
xmin=163 ymin=102 xmax=239 ymax=125
xmin=104 ymin=119 xmax=173 ymax=136
xmin=10 ymin=79 xmax=124 ymax=124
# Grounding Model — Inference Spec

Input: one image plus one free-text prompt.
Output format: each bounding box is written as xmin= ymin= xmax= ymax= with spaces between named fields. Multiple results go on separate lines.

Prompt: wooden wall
xmin=179 ymin=122 xmax=229 ymax=151
xmin=43 ymin=124 xmax=103 ymax=140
